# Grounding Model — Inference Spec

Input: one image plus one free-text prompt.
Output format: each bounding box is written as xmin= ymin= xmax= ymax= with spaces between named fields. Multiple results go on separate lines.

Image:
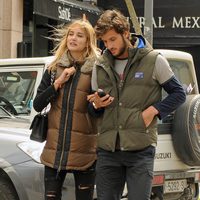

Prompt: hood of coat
xmin=96 ymin=35 xmax=153 ymax=68
xmin=57 ymin=51 xmax=96 ymax=74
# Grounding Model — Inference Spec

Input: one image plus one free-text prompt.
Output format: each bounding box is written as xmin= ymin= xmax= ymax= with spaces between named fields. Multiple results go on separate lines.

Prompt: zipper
xmin=57 ymin=74 xmax=75 ymax=175
xmin=97 ymin=63 xmax=120 ymax=152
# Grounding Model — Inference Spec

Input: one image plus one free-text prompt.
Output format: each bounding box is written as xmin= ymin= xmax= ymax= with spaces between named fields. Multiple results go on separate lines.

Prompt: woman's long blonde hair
xmin=49 ymin=19 xmax=97 ymax=71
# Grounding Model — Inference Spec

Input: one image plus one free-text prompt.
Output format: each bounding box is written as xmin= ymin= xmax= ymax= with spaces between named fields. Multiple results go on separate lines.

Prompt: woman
xmin=33 ymin=19 xmax=98 ymax=200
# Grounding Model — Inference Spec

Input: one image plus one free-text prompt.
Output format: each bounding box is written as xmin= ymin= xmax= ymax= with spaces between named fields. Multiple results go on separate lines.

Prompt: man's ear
xmin=124 ymin=31 xmax=130 ymax=39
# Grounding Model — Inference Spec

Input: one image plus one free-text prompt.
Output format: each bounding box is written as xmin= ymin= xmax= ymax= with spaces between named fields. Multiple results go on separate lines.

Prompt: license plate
xmin=164 ymin=179 xmax=187 ymax=193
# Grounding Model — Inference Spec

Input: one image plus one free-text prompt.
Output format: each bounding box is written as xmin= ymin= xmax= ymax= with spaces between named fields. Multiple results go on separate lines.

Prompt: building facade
xmin=1 ymin=0 xmax=200 ymax=83
xmin=0 ymin=0 xmax=23 ymax=58
xmin=98 ymin=0 xmax=200 ymax=84
xmin=0 ymin=0 xmax=100 ymax=58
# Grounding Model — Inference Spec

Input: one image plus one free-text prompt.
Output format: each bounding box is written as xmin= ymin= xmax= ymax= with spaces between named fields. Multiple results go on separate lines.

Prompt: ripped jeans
xmin=44 ymin=165 xmax=95 ymax=200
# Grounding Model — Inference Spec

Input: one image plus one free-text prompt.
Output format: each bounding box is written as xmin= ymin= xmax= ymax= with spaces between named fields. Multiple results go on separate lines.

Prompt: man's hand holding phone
xmin=87 ymin=90 xmax=114 ymax=109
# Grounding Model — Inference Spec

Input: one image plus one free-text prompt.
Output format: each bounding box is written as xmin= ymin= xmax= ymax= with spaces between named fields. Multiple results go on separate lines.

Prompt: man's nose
xmin=106 ymin=42 xmax=113 ymax=50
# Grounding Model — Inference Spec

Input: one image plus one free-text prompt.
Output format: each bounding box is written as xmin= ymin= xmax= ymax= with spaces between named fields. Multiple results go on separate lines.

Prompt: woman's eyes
xmin=68 ymin=32 xmax=74 ymax=36
xmin=77 ymin=34 xmax=84 ymax=38
xmin=68 ymin=32 xmax=84 ymax=38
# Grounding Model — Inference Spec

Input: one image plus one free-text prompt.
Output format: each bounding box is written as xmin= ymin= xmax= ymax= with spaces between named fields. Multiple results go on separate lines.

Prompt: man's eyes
xmin=103 ymin=38 xmax=116 ymax=43
xmin=110 ymin=38 xmax=116 ymax=41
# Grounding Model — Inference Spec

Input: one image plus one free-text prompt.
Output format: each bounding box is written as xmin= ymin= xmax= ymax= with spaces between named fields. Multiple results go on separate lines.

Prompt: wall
xmin=0 ymin=0 xmax=23 ymax=58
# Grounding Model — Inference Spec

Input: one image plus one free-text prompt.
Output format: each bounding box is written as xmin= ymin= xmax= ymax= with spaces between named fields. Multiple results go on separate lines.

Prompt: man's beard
xmin=113 ymin=36 xmax=128 ymax=58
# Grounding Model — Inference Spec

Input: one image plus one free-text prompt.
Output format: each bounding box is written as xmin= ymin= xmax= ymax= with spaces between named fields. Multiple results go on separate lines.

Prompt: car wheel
xmin=0 ymin=178 xmax=19 ymax=200
xmin=172 ymin=94 xmax=200 ymax=166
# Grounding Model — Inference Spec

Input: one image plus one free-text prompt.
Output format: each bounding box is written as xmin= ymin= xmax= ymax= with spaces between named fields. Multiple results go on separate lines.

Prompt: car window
xmin=162 ymin=59 xmax=195 ymax=100
xmin=0 ymin=71 xmax=37 ymax=116
xmin=169 ymin=60 xmax=193 ymax=88
xmin=0 ymin=106 xmax=13 ymax=118
xmin=159 ymin=59 xmax=194 ymax=125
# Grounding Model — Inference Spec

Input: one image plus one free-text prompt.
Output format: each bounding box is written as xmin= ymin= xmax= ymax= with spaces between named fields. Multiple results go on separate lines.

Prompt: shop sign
xmin=98 ymin=0 xmax=200 ymax=44
xmin=34 ymin=0 xmax=100 ymax=24
xmin=58 ymin=6 xmax=71 ymax=21
xmin=136 ymin=16 xmax=200 ymax=29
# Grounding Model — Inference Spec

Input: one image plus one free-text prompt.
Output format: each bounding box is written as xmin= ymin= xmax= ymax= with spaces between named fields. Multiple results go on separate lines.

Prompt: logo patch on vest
xmin=134 ymin=72 xmax=144 ymax=79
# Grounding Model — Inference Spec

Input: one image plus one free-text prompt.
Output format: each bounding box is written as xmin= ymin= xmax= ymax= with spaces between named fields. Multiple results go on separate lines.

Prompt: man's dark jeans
xmin=96 ymin=145 xmax=155 ymax=200
xmin=44 ymin=165 xmax=95 ymax=200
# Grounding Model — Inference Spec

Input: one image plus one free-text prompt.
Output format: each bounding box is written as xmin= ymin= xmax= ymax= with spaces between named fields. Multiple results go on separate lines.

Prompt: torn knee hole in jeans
xmin=78 ymin=184 xmax=92 ymax=190
xmin=46 ymin=191 xmax=56 ymax=198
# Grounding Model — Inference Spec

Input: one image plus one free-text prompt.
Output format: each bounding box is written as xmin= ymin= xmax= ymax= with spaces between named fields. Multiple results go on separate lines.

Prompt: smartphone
xmin=98 ymin=91 xmax=106 ymax=97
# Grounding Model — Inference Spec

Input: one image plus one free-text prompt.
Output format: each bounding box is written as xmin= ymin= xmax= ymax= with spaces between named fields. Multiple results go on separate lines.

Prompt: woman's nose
xmin=68 ymin=34 xmax=76 ymax=41
xmin=71 ymin=36 xmax=76 ymax=40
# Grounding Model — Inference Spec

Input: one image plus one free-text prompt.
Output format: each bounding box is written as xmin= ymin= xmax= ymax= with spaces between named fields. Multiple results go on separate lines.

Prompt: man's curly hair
xmin=95 ymin=10 xmax=130 ymax=39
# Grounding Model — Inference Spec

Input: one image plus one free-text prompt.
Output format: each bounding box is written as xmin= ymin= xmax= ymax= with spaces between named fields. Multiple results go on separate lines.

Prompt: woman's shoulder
xmin=81 ymin=56 xmax=96 ymax=73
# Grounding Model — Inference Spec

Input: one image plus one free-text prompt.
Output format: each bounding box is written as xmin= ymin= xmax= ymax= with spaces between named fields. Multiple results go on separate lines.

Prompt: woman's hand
xmin=54 ymin=67 xmax=76 ymax=90
xmin=87 ymin=92 xmax=114 ymax=109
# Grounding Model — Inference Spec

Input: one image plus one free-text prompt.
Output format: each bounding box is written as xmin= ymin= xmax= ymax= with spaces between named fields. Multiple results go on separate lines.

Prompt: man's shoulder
xmin=146 ymin=49 xmax=160 ymax=57
xmin=138 ymin=49 xmax=160 ymax=63
xmin=95 ymin=50 xmax=112 ymax=65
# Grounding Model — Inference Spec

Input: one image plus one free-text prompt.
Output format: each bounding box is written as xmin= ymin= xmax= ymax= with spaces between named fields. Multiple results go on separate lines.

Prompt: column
xmin=0 ymin=0 xmax=23 ymax=58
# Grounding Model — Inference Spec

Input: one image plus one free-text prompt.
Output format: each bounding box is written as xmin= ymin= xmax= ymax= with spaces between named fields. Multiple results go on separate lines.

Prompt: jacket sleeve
xmin=88 ymin=66 xmax=105 ymax=117
xmin=88 ymin=102 xmax=105 ymax=117
xmin=153 ymin=76 xmax=186 ymax=119
xmin=33 ymin=69 xmax=58 ymax=112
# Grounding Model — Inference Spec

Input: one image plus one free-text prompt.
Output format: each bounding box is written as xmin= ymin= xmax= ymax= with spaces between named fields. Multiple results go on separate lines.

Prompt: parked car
xmin=0 ymin=111 xmax=78 ymax=200
xmin=1 ymin=50 xmax=200 ymax=200
xmin=0 ymin=57 xmax=79 ymax=200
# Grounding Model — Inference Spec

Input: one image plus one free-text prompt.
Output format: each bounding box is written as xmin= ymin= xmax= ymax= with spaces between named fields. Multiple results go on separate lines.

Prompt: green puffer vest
xmin=96 ymin=47 xmax=161 ymax=152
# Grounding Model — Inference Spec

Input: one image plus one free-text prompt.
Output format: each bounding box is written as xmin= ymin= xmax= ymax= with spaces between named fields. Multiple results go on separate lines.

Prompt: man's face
xmin=101 ymin=29 xmax=129 ymax=59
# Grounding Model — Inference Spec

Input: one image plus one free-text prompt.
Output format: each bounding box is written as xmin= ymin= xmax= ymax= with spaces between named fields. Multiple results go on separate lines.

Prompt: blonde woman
xmin=33 ymin=19 xmax=98 ymax=200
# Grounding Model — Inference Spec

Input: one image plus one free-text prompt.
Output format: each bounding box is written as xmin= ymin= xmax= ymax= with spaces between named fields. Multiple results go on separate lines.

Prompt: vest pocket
xmin=139 ymin=112 xmax=147 ymax=130
xmin=125 ymin=110 xmax=147 ymax=132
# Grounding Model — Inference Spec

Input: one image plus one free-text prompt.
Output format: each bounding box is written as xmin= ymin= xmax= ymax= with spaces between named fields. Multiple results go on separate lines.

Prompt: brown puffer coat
xmin=40 ymin=53 xmax=97 ymax=171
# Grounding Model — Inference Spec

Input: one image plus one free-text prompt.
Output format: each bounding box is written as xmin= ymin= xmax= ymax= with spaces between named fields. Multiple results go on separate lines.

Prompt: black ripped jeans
xmin=44 ymin=165 xmax=95 ymax=200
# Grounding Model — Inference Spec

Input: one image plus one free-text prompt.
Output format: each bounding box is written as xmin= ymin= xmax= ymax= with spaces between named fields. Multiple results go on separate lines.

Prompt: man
xmin=87 ymin=10 xmax=186 ymax=200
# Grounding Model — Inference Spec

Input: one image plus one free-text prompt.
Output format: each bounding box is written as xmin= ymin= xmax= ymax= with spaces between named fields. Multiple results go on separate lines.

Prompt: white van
xmin=0 ymin=56 xmax=54 ymax=120
xmin=0 ymin=50 xmax=200 ymax=200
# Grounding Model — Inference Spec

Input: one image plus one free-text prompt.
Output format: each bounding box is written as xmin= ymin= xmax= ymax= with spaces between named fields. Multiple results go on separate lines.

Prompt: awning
xmin=33 ymin=0 xmax=102 ymax=24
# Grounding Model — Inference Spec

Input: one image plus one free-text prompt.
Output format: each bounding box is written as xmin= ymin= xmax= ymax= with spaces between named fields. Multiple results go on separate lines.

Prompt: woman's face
xmin=67 ymin=24 xmax=87 ymax=54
